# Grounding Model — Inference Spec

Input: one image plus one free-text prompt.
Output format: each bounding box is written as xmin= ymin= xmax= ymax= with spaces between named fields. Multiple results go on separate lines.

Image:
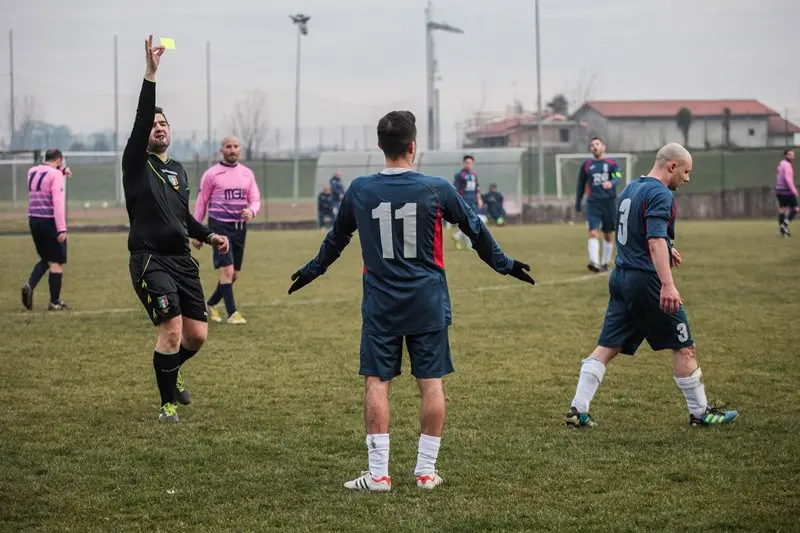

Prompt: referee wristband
xmin=204 ymin=232 xmax=217 ymax=245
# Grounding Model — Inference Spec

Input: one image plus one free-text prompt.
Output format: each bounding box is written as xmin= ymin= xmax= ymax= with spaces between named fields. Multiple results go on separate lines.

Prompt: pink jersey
xmin=776 ymin=159 xmax=797 ymax=196
xmin=194 ymin=162 xmax=261 ymax=223
xmin=26 ymin=164 xmax=67 ymax=232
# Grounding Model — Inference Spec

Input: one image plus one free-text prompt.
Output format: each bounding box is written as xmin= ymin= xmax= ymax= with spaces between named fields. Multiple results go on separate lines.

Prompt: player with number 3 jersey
xmin=564 ymin=143 xmax=738 ymax=428
xmin=287 ymin=110 xmax=535 ymax=492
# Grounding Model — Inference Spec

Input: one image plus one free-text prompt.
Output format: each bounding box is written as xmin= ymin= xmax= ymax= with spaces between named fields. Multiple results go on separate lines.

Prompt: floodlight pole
xmin=535 ymin=0 xmax=545 ymax=203
xmin=291 ymin=14 xmax=310 ymax=200
xmin=425 ymin=2 xmax=463 ymax=150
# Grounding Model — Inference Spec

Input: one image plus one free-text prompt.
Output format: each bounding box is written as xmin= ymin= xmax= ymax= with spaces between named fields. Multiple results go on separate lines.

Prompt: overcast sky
xmin=1 ymin=0 xmax=798 ymax=149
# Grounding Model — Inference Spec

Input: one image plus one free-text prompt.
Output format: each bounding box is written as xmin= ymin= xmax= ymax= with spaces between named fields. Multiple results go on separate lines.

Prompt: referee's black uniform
xmin=123 ymin=78 xmax=214 ymax=325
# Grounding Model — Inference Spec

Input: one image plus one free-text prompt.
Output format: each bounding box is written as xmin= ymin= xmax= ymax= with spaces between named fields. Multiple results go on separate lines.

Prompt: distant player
xmin=123 ymin=35 xmax=229 ymax=423
xmin=564 ymin=143 xmax=738 ymax=428
xmin=330 ymin=170 xmax=346 ymax=217
xmin=482 ymin=183 xmax=506 ymax=226
xmin=317 ymin=186 xmax=334 ymax=229
xmin=193 ymin=135 xmax=260 ymax=325
xmin=575 ymin=137 xmax=622 ymax=272
xmin=287 ymin=111 xmax=535 ymax=491
xmin=775 ymin=148 xmax=797 ymax=237
xmin=452 ymin=154 xmax=482 ymax=249
xmin=21 ymin=149 xmax=71 ymax=311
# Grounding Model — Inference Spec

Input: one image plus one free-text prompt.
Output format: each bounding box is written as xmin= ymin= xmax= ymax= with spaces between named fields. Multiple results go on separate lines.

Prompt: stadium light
xmin=425 ymin=2 xmax=463 ymax=150
xmin=290 ymin=14 xmax=310 ymax=200
xmin=535 ymin=0 xmax=545 ymax=203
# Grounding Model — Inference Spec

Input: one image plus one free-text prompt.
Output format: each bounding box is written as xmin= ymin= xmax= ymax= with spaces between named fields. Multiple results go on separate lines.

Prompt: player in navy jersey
xmin=575 ymin=137 xmax=622 ymax=272
xmin=288 ymin=110 xmax=535 ymax=492
xmin=452 ymin=154 xmax=482 ymax=249
xmin=564 ymin=143 xmax=738 ymax=428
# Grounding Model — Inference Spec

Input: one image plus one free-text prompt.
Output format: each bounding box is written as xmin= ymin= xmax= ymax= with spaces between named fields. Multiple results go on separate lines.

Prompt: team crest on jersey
xmin=168 ymin=175 xmax=179 ymax=190
xmin=156 ymin=295 xmax=169 ymax=309
xmin=603 ymin=163 xmax=608 ymax=172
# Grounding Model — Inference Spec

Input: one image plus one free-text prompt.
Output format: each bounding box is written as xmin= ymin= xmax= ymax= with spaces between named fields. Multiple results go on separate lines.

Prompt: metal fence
xmin=0 ymin=146 xmax=794 ymax=229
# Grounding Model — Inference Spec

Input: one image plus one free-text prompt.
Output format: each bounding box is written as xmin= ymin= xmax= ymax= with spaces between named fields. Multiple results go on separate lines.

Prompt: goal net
xmin=555 ymin=153 xmax=637 ymax=199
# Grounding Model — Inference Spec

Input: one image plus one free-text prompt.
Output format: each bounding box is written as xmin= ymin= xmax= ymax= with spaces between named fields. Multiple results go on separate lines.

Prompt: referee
xmin=123 ymin=35 xmax=229 ymax=423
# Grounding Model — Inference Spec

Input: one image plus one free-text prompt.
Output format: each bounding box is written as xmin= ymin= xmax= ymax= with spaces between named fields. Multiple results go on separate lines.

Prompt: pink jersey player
xmin=194 ymin=162 xmax=261 ymax=224
xmin=27 ymin=163 xmax=67 ymax=232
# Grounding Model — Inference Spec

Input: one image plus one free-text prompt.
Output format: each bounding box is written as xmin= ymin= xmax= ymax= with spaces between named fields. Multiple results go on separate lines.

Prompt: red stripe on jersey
xmin=363 ymin=264 xmax=367 ymax=275
xmin=586 ymin=184 xmax=591 ymax=197
xmin=642 ymin=200 xmax=648 ymax=231
xmin=433 ymin=206 xmax=445 ymax=268
xmin=583 ymin=160 xmax=592 ymax=173
xmin=669 ymin=201 xmax=677 ymax=227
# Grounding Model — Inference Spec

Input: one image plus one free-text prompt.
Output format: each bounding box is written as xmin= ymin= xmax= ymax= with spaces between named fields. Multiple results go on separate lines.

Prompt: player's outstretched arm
xmin=288 ymin=186 xmax=358 ymax=294
xmin=122 ymin=36 xmax=165 ymax=175
xmin=442 ymin=183 xmax=534 ymax=285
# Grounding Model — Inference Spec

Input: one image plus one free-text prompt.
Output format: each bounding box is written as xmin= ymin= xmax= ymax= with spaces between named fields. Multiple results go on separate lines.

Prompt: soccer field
xmin=1 ymin=221 xmax=798 ymax=532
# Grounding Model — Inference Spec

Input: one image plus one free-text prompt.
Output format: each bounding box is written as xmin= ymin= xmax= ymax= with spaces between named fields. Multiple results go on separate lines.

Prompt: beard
xmin=148 ymin=136 xmax=169 ymax=153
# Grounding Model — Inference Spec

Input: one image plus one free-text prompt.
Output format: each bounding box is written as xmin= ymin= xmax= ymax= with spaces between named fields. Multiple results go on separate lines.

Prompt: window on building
xmin=559 ymin=128 xmax=570 ymax=143
xmin=748 ymin=128 xmax=755 ymax=136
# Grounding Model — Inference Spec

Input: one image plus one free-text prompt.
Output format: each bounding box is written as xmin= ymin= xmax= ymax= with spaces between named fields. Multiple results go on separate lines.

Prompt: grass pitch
xmin=0 ymin=221 xmax=798 ymax=532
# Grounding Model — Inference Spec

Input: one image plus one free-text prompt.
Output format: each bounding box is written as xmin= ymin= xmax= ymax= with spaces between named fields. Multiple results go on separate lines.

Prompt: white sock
xmin=674 ymin=368 xmax=708 ymax=418
xmin=571 ymin=356 xmax=607 ymax=413
xmin=414 ymin=434 xmax=441 ymax=476
xmin=602 ymin=241 xmax=614 ymax=265
xmin=366 ymin=433 xmax=390 ymax=477
xmin=588 ymin=239 xmax=600 ymax=265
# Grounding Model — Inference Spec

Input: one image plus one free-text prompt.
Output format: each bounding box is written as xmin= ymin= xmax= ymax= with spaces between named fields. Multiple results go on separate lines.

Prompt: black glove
xmin=288 ymin=269 xmax=317 ymax=294
xmin=509 ymin=260 xmax=535 ymax=285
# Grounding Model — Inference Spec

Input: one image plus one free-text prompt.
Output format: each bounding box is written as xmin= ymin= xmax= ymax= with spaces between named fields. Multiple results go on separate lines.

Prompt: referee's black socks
xmin=153 ymin=351 xmax=180 ymax=406
xmin=179 ymin=345 xmax=198 ymax=366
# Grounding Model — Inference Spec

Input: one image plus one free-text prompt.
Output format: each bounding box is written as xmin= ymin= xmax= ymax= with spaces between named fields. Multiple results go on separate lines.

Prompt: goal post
xmin=555 ymin=153 xmax=637 ymax=199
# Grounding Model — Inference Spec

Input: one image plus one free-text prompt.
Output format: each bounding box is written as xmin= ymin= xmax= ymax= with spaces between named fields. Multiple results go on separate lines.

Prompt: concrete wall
xmin=520 ymin=187 xmax=779 ymax=224
xmin=572 ymin=108 xmax=772 ymax=152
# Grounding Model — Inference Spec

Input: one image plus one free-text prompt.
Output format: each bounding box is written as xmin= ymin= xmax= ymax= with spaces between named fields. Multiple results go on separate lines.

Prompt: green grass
xmin=0 ymin=221 xmax=798 ymax=532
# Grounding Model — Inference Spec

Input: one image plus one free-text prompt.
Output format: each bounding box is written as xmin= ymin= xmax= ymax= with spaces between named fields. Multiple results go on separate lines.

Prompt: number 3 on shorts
xmin=676 ymin=323 xmax=689 ymax=342
xmin=617 ymin=198 xmax=631 ymax=245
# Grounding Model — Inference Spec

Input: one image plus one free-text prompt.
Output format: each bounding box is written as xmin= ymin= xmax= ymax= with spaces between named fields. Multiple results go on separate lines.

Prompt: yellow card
xmin=160 ymin=37 xmax=176 ymax=50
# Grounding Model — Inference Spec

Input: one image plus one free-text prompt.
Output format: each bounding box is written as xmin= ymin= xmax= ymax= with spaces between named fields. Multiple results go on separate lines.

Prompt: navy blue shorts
xmin=597 ymin=268 xmax=694 ymax=355
xmin=586 ymin=199 xmax=617 ymax=233
xmin=208 ymin=218 xmax=247 ymax=271
xmin=29 ymin=217 xmax=67 ymax=264
xmin=360 ymin=328 xmax=454 ymax=381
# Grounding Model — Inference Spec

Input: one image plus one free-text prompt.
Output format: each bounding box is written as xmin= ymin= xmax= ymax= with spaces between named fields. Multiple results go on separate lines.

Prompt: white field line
xmin=3 ymin=272 xmax=609 ymax=318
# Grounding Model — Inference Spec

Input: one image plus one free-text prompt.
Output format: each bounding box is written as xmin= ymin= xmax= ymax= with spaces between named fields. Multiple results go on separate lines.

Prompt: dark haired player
xmin=21 ymin=149 xmax=71 ymax=311
xmin=452 ymin=154 xmax=481 ymax=249
xmin=564 ymin=143 xmax=738 ymax=428
xmin=123 ymin=35 xmax=229 ymax=423
xmin=575 ymin=137 xmax=622 ymax=272
xmin=288 ymin=110 xmax=535 ymax=492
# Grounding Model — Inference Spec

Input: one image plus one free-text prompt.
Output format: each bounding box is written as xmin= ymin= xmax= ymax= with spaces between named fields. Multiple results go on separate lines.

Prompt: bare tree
xmin=547 ymin=94 xmax=570 ymax=116
xmin=227 ymin=91 xmax=269 ymax=160
xmin=4 ymin=95 xmax=43 ymax=150
xmin=566 ymin=69 xmax=604 ymax=112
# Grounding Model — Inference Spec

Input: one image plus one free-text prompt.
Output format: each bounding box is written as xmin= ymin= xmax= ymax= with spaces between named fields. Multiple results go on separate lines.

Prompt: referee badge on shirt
xmin=168 ymin=175 xmax=179 ymax=190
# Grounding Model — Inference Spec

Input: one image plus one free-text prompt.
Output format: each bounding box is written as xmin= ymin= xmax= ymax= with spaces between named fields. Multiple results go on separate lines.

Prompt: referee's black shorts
xmin=29 ymin=216 xmax=67 ymax=264
xmin=129 ymin=253 xmax=207 ymax=325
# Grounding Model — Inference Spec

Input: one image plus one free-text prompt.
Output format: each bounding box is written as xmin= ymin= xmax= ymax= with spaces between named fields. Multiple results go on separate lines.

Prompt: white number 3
xmin=676 ymin=323 xmax=689 ymax=342
xmin=617 ymin=198 xmax=631 ymax=245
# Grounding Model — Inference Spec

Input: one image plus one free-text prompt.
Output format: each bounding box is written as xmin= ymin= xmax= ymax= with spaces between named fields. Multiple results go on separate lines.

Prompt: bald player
xmin=564 ymin=143 xmax=739 ymax=428
xmin=194 ymin=136 xmax=261 ymax=325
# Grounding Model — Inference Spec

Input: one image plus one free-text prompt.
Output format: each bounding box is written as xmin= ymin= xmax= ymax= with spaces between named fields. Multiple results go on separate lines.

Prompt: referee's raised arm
xmin=122 ymin=35 xmax=164 ymax=175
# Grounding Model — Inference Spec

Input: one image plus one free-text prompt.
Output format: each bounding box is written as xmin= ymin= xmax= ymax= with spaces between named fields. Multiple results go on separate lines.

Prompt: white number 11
xmin=372 ymin=202 xmax=418 ymax=259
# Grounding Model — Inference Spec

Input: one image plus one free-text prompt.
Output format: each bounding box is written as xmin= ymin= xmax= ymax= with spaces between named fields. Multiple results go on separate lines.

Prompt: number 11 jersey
xmin=303 ymin=168 xmax=514 ymax=336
